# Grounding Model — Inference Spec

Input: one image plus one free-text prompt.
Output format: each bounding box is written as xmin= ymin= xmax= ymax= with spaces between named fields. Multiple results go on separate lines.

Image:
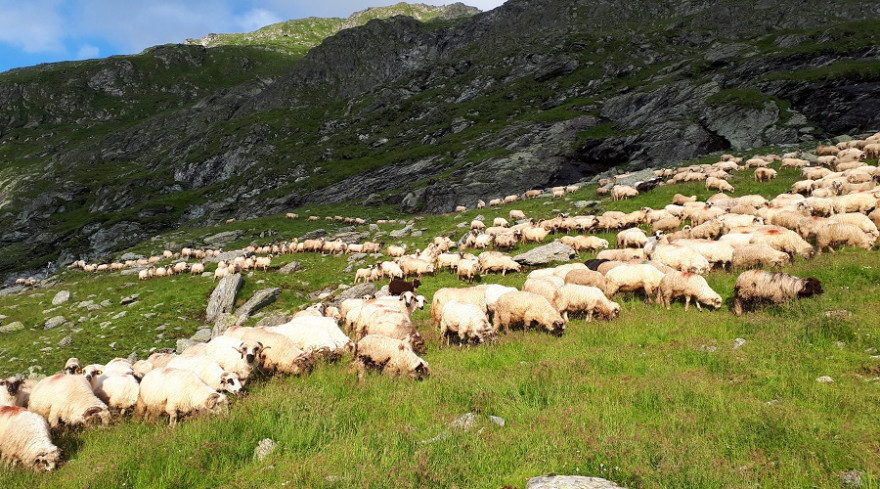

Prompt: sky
xmin=0 ymin=0 xmax=507 ymax=73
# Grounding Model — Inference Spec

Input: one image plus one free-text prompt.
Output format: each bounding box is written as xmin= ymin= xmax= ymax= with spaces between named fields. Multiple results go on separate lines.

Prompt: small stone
xmin=449 ymin=412 xmax=478 ymax=431
xmin=57 ymin=335 xmax=72 ymax=347
xmin=191 ymin=328 xmax=212 ymax=343
xmin=176 ymin=338 xmax=198 ymax=353
xmin=489 ymin=415 xmax=505 ymax=427
xmin=52 ymin=290 xmax=71 ymax=306
xmin=733 ymin=338 xmax=746 ymax=349
xmin=840 ymin=469 xmax=863 ymax=487
xmin=527 ymin=476 xmax=627 ymax=489
xmin=0 ymin=322 xmax=25 ymax=333
xmin=817 ymin=376 xmax=834 ymax=383
xmin=254 ymin=438 xmax=278 ymax=461
xmin=121 ymin=294 xmax=140 ymax=305
xmin=278 ymin=261 xmax=301 ymax=274
xmin=86 ymin=304 xmax=102 ymax=311
xmin=44 ymin=316 xmax=67 ymax=330
xmin=411 ymin=230 xmax=423 ymax=237
xmin=823 ymin=310 xmax=852 ymax=319
xmin=100 ymin=300 xmax=112 ymax=307
xmin=112 ymin=311 xmax=128 ymax=320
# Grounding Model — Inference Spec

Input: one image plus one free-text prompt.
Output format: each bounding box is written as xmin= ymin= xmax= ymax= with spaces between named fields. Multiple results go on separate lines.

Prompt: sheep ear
xmin=97 ymin=370 xmax=103 ymax=376
xmin=76 ymin=367 xmax=83 ymax=374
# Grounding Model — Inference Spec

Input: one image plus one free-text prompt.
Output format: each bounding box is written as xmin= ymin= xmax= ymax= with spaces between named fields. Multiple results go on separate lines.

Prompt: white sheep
xmin=439 ymin=301 xmax=497 ymax=345
xmin=166 ymin=355 xmax=243 ymax=394
xmin=456 ymin=258 xmax=481 ymax=283
xmin=135 ymin=368 xmax=227 ymax=425
xmin=733 ymin=270 xmax=823 ymax=316
xmin=269 ymin=316 xmax=353 ymax=359
xmin=352 ymin=335 xmax=430 ymax=380
xmin=477 ymin=251 xmax=521 ymax=276
xmin=656 ymin=271 xmax=722 ymax=311
xmin=0 ymin=406 xmax=61 ymax=471
xmin=28 ymin=373 xmax=111 ymax=429
xmin=560 ymin=235 xmax=608 ymax=252
xmin=814 ymin=222 xmax=875 ymax=253
xmin=182 ymin=337 xmax=264 ymax=386
xmin=430 ymin=285 xmax=489 ymax=326
xmin=86 ymin=369 xmax=140 ymax=416
xmin=484 ymin=284 xmax=518 ymax=321
xmin=224 ymin=326 xmax=313 ymax=376
xmin=523 ymin=276 xmax=565 ymax=304
xmin=648 ymin=244 xmax=710 ymax=274
xmin=492 ymin=291 xmax=565 ymax=336
xmin=552 ymin=284 xmax=620 ymax=322
xmin=603 ymin=264 xmax=666 ymax=300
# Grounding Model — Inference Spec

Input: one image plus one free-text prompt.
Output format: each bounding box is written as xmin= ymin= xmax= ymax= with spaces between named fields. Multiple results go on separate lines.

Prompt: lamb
xmin=733 ymin=270 xmax=823 ymax=316
xmin=493 ymin=217 xmax=510 ymax=227
xmin=603 ymin=264 xmax=666 ymax=300
xmin=86 ymin=369 xmax=140 ymax=416
xmin=560 ymin=235 xmax=608 ymax=253
xmin=616 ymin=228 xmax=648 ymax=248
xmin=656 ymin=271 xmax=722 ymax=311
xmin=478 ymin=251 xmax=522 ymax=276
xmin=269 ymin=316 xmax=353 ymax=359
xmin=135 ymin=368 xmax=227 ymax=425
xmin=28 ymin=373 xmax=111 ymax=429
xmin=484 ymin=284 xmax=518 ymax=321
xmin=379 ymin=261 xmax=404 ymax=279
xmin=166 ymin=355 xmax=243 ymax=394
xmin=224 ymin=326 xmax=313 ymax=376
xmin=552 ymin=284 xmax=620 ymax=322
xmin=706 ymin=177 xmax=734 ymax=193
xmin=456 ymin=258 xmax=481 ymax=283
xmin=731 ymin=244 xmax=790 ymax=269
xmin=430 ymin=285 xmax=490 ymax=326
xmin=352 ymin=335 xmax=430 ymax=380
xmin=182 ymin=336 xmax=265 ymax=386
xmin=0 ymin=406 xmax=61 ymax=471
xmin=675 ymin=239 xmax=734 ymax=270
xmin=354 ymin=265 xmax=376 ymax=284
xmin=814 ymin=222 xmax=876 ymax=253
xmin=389 ymin=278 xmax=422 ymax=295
xmin=492 ymin=291 xmax=566 ymax=336
xmin=439 ymin=301 xmax=497 ymax=345
xmin=597 ymin=249 xmax=645 ymax=262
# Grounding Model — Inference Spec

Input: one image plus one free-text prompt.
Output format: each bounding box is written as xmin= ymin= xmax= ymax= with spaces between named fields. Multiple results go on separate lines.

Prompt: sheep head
xmin=34 ymin=448 xmax=61 ymax=472
xmin=799 ymin=278 xmax=823 ymax=298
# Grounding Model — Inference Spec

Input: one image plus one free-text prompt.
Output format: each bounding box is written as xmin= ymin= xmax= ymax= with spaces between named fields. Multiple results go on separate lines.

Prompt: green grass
xmin=1 ymin=154 xmax=879 ymax=488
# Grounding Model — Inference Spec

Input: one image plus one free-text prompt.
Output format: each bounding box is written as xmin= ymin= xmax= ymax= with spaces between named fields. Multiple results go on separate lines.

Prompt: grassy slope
xmin=0 ymin=156 xmax=879 ymax=488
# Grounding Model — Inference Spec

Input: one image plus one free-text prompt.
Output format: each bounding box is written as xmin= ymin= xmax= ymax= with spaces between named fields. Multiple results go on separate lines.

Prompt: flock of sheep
xmin=3 ymin=133 xmax=880 ymax=473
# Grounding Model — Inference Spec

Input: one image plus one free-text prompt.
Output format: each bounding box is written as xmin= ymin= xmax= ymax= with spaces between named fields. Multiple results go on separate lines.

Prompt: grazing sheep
xmin=552 ymin=284 xmax=620 ymax=322
xmin=439 ymin=301 xmax=497 ymax=345
xmin=749 ymin=227 xmax=814 ymax=259
xmin=656 ymin=271 xmax=722 ymax=311
xmin=28 ymin=374 xmax=111 ymax=429
xmin=430 ymin=285 xmax=490 ymax=326
xmin=347 ymin=302 xmax=425 ymax=354
xmin=523 ymin=276 xmax=565 ymax=304
xmin=754 ymin=167 xmax=777 ymax=182
xmin=352 ymin=335 xmax=430 ymax=381
xmin=456 ymin=258 xmax=481 ymax=283
xmin=564 ymin=269 xmax=607 ymax=290
xmin=509 ymin=210 xmax=526 ymax=220
xmin=648 ymin=244 xmax=710 ymax=274
xmin=675 ymin=239 xmax=735 ymax=270
xmin=732 ymin=244 xmax=790 ymax=269
xmin=224 ymin=326 xmax=313 ymax=376
xmin=146 ymin=351 xmax=177 ymax=368
xmin=672 ymin=194 xmax=697 ymax=205
xmin=521 ymin=225 xmax=550 ymax=243
xmin=166 ymin=356 xmax=243 ymax=394
xmin=478 ymin=251 xmax=521 ymax=276
xmin=0 ymin=406 xmax=61 ymax=471
xmin=815 ymin=222 xmax=875 ymax=253
xmin=135 ymin=368 xmax=227 ymax=425
xmin=492 ymin=291 xmax=565 ymax=336
xmin=85 ymin=369 xmax=139 ymax=416
xmin=379 ymin=261 xmax=404 ymax=279
xmin=389 ymin=278 xmax=422 ymax=295
xmin=616 ymin=228 xmax=649 ymax=248
xmin=182 ymin=337 xmax=265 ymax=386
xmin=706 ymin=177 xmax=734 ymax=193
xmin=733 ymin=270 xmax=823 ymax=316
xmin=484 ymin=284 xmax=518 ymax=321
xmin=603 ymin=264 xmax=666 ymax=300
xmin=597 ymin=248 xmax=645 ymax=262
xmin=611 ymin=185 xmax=639 ymax=200
xmin=560 ymin=235 xmax=608 ymax=253
xmin=270 ymin=316 xmax=353 ymax=359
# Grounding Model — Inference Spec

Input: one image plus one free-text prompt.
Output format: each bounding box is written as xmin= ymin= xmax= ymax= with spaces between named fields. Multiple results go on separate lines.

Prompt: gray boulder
xmin=44 ymin=316 xmax=67 ymax=330
xmin=234 ymin=288 xmax=281 ymax=321
xmin=255 ymin=315 xmax=293 ymax=328
xmin=52 ymin=290 xmax=71 ymax=306
xmin=206 ymin=273 xmax=243 ymax=322
xmin=278 ymin=261 xmax=301 ymax=274
xmin=190 ymin=328 xmax=213 ymax=343
xmin=527 ymin=476 xmax=627 ymax=489
xmin=211 ymin=313 xmax=240 ymax=338
xmin=0 ymin=321 xmax=25 ymax=333
xmin=513 ymin=241 xmax=577 ymax=266
xmin=334 ymin=283 xmax=378 ymax=303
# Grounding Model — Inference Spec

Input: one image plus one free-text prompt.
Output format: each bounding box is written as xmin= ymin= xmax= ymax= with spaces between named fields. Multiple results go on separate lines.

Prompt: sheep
xmin=733 ymin=270 xmax=823 ymax=316
xmin=64 ymin=357 xmax=81 ymax=375
xmin=731 ymin=244 xmax=790 ymax=269
xmin=616 ymin=228 xmax=648 ymax=248
xmin=493 ymin=217 xmax=510 ymax=227
xmin=439 ymin=301 xmax=497 ymax=345
xmin=656 ymin=271 xmax=722 ymax=311
xmin=749 ymin=227 xmax=814 ymax=259
xmin=648 ymin=244 xmax=710 ymax=274
xmin=386 ymin=245 xmax=407 ymax=257
xmin=815 ymin=222 xmax=875 ymax=253
xmin=603 ymin=264 xmax=666 ymax=300
xmin=745 ymin=158 xmax=769 ymax=168
xmin=455 ymin=205 xmax=467 ymax=213
xmin=430 ymin=285 xmax=490 ymax=326
xmin=484 ymin=284 xmax=518 ymax=321
xmin=135 ymin=368 xmax=227 ymax=425
xmin=0 ymin=406 xmax=61 ymax=471
xmin=224 ymin=326 xmax=313 ymax=376
xmin=470 ymin=220 xmax=486 ymax=230
xmin=352 ymin=335 xmax=430 ymax=381
xmin=478 ymin=251 xmax=522 ymax=276
xmin=398 ymin=257 xmax=435 ymax=278
xmin=146 ymin=351 xmax=177 ymax=368
xmin=492 ymin=291 xmax=566 ymax=336
xmin=675 ymin=239 xmax=734 ymax=270
xmin=833 ymin=193 xmax=877 ymax=214
xmin=596 ymin=260 xmax=626 ymax=275
xmin=270 ymin=316 xmax=353 ymax=359
xmin=509 ymin=209 xmax=526 ymax=220
xmin=189 ymin=263 xmax=205 ymax=275
xmin=611 ymin=185 xmax=639 ymax=200
xmin=28 ymin=373 xmax=111 ymax=429
xmin=166 ymin=356 xmax=243 ymax=394
xmin=552 ymin=284 xmax=620 ymax=322
xmin=706 ymin=177 xmax=735 ymax=193
xmin=780 ymin=158 xmax=809 ymax=169
xmin=182 ymin=336 xmax=265 ymax=386
xmin=597 ymin=248 xmax=645 ymax=262
xmin=389 ymin=278 xmax=421 ymax=295
xmin=347 ymin=302 xmax=425 ymax=354
xmin=493 ymin=232 xmax=520 ymax=250
xmin=560 ymin=235 xmax=607 ymax=253
xmin=521 ymin=225 xmax=550 ymax=243
xmin=86 ymin=369 xmax=140 ymax=416
xmin=477 ymin=199 xmax=486 ymax=209
xmin=563 ymin=269 xmax=606 ymax=291
xmin=456 ymin=258 xmax=481 ymax=283
xmin=354 ymin=265 xmax=376 ymax=284
xmin=829 ymin=213 xmax=879 ymax=238
xmin=523 ymin=276 xmax=565 ymax=304
xmin=754 ymin=167 xmax=777 ymax=182
xmin=379 ymin=261 xmax=404 ymax=279
xmin=651 ymin=216 xmax=682 ymax=234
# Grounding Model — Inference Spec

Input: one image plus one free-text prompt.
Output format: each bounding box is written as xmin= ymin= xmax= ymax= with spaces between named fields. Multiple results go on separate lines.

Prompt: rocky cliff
xmin=1 ymin=0 xmax=880 ymax=279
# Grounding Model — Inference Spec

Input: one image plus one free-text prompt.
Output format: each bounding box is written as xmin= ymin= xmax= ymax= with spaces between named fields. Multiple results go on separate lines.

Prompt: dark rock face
xmin=1 ymin=0 xmax=880 ymax=277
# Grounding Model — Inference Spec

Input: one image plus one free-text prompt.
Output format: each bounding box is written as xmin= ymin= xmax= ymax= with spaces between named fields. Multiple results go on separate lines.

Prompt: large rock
xmin=52 ymin=290 xmax=71 ymax=306
xmin=334 ymin=283 xmax=378 ymax=303
xmin=0 ymin=321 xmax=25 ymax=333
xmin=513 ymin=241 xmax=577 ymax=266
xmin=206 ymin=274 xmax=243 ymax=322
xmin=44 ymin=316 xmax=67 ymax=330
xmin=203 ymin=230 xmax=244 ymax=248
xmin=211 ymin=313 xmax=240 ymax=338
xmin=527 ymin=476 xmax=627 ymax=489
xmin=233 ymin=288 xmax=281 ymax=320
xmin=278 ymin=261 xmax=301 ymax=274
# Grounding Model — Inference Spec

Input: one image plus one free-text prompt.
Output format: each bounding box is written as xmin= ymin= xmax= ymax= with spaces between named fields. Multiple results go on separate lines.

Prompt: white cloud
xmin=236 ymin=8 xmax=283 ymax=32
xmin=0 ymin=0 xmax=66 ymax=53
xmin=76 ymin=43 xmax=99 ymax=59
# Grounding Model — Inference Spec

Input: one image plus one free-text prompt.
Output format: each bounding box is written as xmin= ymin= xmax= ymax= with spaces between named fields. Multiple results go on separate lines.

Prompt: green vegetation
xmin=761 ymin=59 xmax=880 ymax=83
xmin=0 ymin=154 xmax=878 ymax=488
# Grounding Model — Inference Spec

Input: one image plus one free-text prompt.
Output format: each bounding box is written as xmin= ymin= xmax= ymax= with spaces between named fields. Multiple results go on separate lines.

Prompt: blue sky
xmin=0 ymin=1 xmax=507 ymax=73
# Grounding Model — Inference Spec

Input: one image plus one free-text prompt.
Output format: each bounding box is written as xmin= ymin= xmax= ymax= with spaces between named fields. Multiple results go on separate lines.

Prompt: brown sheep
xmin=733 ymin=270 xmax=823 ymax=316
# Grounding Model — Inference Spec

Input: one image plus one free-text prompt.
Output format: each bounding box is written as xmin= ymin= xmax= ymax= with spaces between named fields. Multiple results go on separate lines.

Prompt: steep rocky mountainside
xmin=1 ymin=0 xmax=880 ymax=279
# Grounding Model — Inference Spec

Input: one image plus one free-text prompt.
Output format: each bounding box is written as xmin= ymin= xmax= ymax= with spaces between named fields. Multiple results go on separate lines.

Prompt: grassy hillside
xmin=0 ymin=151 xmax=879 ymax=487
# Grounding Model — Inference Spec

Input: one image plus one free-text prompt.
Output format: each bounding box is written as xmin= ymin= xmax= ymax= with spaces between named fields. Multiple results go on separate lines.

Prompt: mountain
xmin=1 ymin=0 xmax=880 ymax=280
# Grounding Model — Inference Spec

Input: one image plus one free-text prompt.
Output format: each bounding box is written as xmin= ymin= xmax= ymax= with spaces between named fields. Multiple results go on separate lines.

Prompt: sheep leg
xmin=684 ymin=296 xmax=690 ymax=311
xmin=694 ymin=298 xmax=702 ymax=312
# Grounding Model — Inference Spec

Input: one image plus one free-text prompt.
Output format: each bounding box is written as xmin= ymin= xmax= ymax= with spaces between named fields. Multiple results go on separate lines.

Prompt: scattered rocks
xmin=489 ymin=415 xmax=505 ymax=427
xmin=816 ymin=376 xmax=834 ymax=383
xmin=278 ymin=261 xmax=301 ymax=274
xmin=334 ymin=283 xmax=378 ymax=303
xmin=840 ymin=469 xmax=863 ymax=487
xmin=255 ymin=315 xmax=292 ymax=328
xmin=527 ymin=475 xmax=627 ymax=489
xmin=0 ymin=322 xmax=24 ymax=333
xmin=253 ymin=438 xmax=278 ymax=461
xmin=52 ymin=290 xmax=71 ymax=306
xmin=44 ymin=316 xmax=67 ymax=330
xmin=449 ymin=412 xmax=479 ymax=431
xmin=823 ymin=310 xmax=852 ymax=319
xmin=100 ymin=299 xmax=112 ymax=308
xmin=233 ymin=288 xmax=281 ymax=320
xmin=203 ymin=230 xmax=244 ymax=247
xmin=300 ymin=229 xmax=327 ymax=240
xmin=206 ymin=273 xmax=243 ymax=322
xmin=58 ymin=335 xmax=72 ymax=347
xmin=112 ymin=311 xmax=127 ymax=320
xmin=121 ymin=294 xmax=140 ymax=305
xmin=212 ymin=314 xmax=239 ymax=337
xmin=513 ymin=241 xmax=577 ymax=266
xmin=733 ymin=338 xmax=746 ymax=350
xmin=191 ymin=328 xmax=212 ymax=343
